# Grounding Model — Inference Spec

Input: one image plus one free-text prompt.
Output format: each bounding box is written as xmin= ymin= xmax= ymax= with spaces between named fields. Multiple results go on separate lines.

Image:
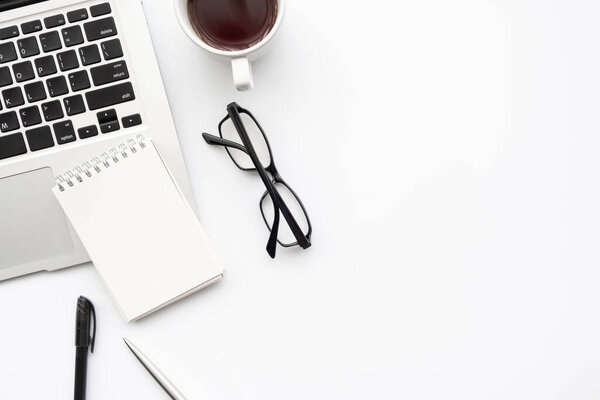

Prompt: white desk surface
xmin=2 ymin=1 xmax=600 ymax=399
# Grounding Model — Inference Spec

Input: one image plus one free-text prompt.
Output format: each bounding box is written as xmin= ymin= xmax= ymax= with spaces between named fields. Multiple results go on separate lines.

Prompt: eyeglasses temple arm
xmin=202 ymin=133 xmax=250 ymax=154
xmin=266 ymin=204 xmax=280 ymax=258
xmin=276 ymin=195 xmax=311 ymax=249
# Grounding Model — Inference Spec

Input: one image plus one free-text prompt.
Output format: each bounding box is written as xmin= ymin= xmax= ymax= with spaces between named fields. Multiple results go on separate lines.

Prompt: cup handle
xmin=231 ymin=57 xmax=254 ymax=91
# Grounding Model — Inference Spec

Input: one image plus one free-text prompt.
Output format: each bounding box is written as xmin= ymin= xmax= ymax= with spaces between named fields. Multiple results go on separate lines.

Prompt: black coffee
xmin=188 ymin=0 xmax=278 ymax=51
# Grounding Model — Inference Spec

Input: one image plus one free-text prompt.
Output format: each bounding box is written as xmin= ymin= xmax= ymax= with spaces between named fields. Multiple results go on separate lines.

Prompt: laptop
xmin=0 ymin=0 xmax=195 ymax=280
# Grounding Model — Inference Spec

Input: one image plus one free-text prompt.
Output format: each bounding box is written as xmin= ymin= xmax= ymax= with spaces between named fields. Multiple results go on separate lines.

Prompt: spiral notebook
xmin=52 ymin=136 xmax=223 ymax=322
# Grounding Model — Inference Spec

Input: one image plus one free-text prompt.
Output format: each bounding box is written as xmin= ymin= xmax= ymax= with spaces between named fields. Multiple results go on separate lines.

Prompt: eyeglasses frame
xmin=202 ymin=102 xmax=312 ymax=258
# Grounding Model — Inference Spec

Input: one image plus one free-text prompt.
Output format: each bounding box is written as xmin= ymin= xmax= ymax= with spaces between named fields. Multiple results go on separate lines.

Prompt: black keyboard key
xmin=97 ymin=108 xmax=116 ymax=124
xmin=46 ymin=75 xmax=68 ymax=97
xmin=19 ymin=105 xmax=41 ymax=127
xmin=0 ymin=26 xmax=19 ymax=40
xmin=53 ymin=120 xmax=75 ymax=144
xmin=100 ymin=38 xmax=122 ymax=60
xmin=79 ymin=44 xmax=101 ymax=66
xmin=57 ymin=50 xmax=78 ymax=71
xmin=68 ymin=70 xmax=90 ymax=92
xmin=100 ymin=119 xmax=119 ymax=133
xmin=17 ymin=37 xmax=39 ymax=58
xmin=0 ymin=42 xmax=17 ymax=64
xmin=91 ymin=60 xmax=128 ymax=86
xmin=44 ymin=14 xmax=65 ymax=29
xmin=0 ymin=132 xmax=27 ymax=160
xmin=64 ymin=94 xmax=85 ymax=116
xmin=78 ymin=125 xmax=98 ymax=139
xmin=41 ymin=100 xmax=63 ymax=121
xmin=21 ymin=20 xmax=42 ymax=35
xmin=84 ymin=17 xmax=117 ymax=42
xmin=90 ymin=3 xmax=111 ymax=17
xmin=34 ymin=55 xmax=57 ymax=77
xmin=0 ymin=111 xmax=19 ymax=132
xmin=13 ymin=61 xmax=34 ymax=82
xmin=24 ymin=81 xmax=47 ymax=103
xmin=62 ymin=26 xmax=84 ymax=47
xmin=0 ymin=67 xmax=12 ymax=87
xmin=122 ymin=113 xmax=142 ymax=128
xmin=3 ymin=87 xmax=24 ymax=108
xmin=67 ymin=8 xmax=88 ymax=23
xmin=86 ymin=82 xmax=135 ymax=110
xmin=39 ymin=31 xmax=62 ymax=53
xmin=26 ymin=125 xmax=54 ymax=151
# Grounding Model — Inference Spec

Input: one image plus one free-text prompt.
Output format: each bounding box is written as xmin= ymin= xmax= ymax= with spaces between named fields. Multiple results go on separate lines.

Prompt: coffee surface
xmin=188 ymin=0 xmax=278 ymax=51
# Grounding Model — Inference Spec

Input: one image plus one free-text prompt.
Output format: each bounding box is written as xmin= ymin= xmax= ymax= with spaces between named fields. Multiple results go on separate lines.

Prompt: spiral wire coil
xmin=55 ymin=135 xmax=147 ymax=192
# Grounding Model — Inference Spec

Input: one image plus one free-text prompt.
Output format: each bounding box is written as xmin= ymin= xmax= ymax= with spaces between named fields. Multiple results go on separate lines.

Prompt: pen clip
xmin=89 ymin=301 xmax=96 ymax=353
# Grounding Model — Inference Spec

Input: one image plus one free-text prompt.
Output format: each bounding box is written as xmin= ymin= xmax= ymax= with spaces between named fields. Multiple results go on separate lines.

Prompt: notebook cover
xmin=52 ymin=138 xmax=222 ymax=322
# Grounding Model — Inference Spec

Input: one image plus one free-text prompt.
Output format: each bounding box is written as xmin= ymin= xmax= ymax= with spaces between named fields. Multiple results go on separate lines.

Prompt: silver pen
xmin=123 ymin=337 xmax=188 ymax=400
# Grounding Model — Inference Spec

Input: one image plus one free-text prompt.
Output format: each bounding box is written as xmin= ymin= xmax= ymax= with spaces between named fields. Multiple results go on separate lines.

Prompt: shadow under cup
xmin=187 ymin=0 xmax=278 ymax=52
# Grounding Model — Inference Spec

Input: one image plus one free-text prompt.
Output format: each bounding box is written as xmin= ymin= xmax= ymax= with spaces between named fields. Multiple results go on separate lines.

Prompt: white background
xmin=2 ymin=0 xmax=600 ymax=398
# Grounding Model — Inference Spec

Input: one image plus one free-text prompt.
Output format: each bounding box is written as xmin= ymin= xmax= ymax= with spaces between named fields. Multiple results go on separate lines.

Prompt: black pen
xmin=74 ymin=296 xmax=96 ymax=400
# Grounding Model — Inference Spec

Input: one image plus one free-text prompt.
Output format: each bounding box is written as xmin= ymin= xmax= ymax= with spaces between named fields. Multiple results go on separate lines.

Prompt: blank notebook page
xmin=53 ymin=138 xmax=222 ymax=322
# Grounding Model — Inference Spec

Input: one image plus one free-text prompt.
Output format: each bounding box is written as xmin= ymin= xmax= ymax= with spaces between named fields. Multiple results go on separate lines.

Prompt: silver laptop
xmin=0 ymin=0 xmax=195 ymax=280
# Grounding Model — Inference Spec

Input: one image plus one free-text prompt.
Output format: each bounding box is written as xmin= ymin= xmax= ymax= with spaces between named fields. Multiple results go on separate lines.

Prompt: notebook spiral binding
xmin=55 ymin=135 xmax=148 ymax=192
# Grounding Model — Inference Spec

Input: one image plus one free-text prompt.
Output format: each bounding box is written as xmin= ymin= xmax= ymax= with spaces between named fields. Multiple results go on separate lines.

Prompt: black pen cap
xmin=75 ymin=296 xmax=96 ymax=352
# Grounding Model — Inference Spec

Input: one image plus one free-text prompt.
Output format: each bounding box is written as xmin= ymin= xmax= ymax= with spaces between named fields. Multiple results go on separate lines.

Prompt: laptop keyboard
xmin=0 ymin=2 xmax=142 ymax=161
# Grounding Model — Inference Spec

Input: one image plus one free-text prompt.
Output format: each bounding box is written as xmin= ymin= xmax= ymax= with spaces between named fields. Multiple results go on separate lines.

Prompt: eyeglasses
xmin=202 ymin=102 xmax=312 ymax=258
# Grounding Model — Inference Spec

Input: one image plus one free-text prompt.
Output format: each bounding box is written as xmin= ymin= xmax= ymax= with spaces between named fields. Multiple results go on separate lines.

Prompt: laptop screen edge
xmin=0 ymin=0 xmax=49 ymax=13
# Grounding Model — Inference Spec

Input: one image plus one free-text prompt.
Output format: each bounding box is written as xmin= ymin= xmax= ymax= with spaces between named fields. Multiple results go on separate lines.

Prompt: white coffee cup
xmin=174 ymin=0 xmax=286 ymax=91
